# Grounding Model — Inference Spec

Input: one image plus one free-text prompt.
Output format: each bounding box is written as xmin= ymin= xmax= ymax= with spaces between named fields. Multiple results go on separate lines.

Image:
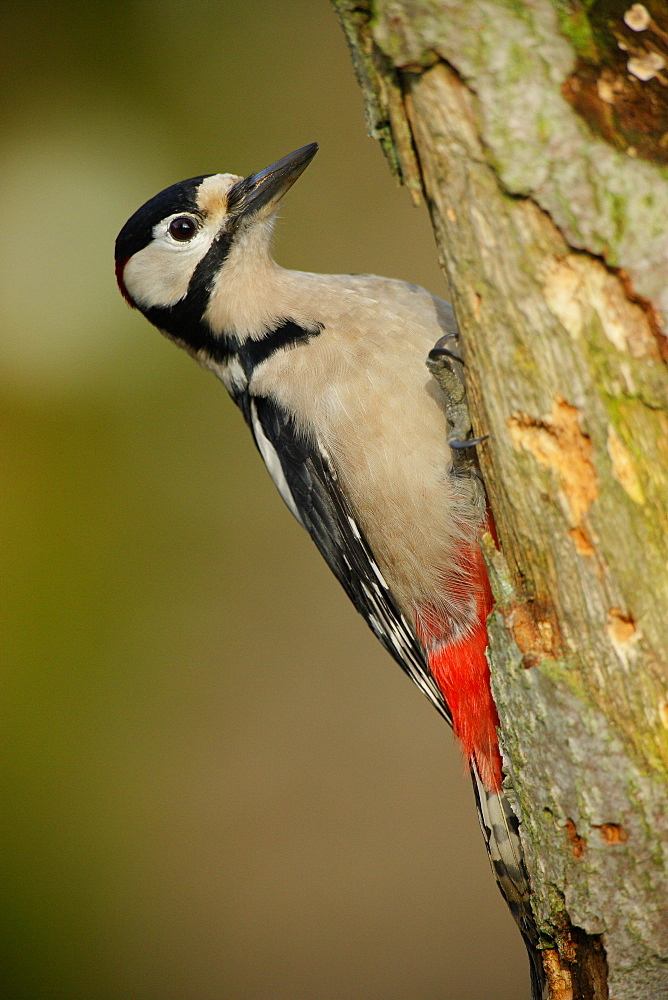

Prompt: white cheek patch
xmin=122 ymin=222 xmax=218 ymax=310
xmin=250 ymin=400 xmax=304 ymax=527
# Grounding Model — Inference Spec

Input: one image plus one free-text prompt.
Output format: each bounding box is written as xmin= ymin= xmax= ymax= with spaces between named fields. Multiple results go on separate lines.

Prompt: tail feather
xmin=471 ymin=767 xmax=547 ymax=1000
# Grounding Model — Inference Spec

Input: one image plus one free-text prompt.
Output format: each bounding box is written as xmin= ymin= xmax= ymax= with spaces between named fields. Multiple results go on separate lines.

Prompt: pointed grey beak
xmin=228 ymin=143 xmax=319 ymax=220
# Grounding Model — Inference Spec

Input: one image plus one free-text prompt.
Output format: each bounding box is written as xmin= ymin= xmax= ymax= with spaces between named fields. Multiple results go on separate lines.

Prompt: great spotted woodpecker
xmin=115 ymin=144 xmax=544 ymax=997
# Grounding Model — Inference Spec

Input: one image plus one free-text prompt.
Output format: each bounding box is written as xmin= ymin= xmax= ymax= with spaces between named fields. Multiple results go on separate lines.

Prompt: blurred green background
xmin=2 ymin=2 xmax=529 ymax=997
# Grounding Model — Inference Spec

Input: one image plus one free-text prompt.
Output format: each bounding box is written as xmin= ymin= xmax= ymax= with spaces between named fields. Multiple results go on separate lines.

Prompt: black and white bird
xmin=115 ymin=143 xmax=544 ymax=996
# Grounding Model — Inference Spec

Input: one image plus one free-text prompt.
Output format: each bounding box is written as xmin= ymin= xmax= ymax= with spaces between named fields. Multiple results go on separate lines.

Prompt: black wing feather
xmin=249 ymin=394 xmax=451 ymax=723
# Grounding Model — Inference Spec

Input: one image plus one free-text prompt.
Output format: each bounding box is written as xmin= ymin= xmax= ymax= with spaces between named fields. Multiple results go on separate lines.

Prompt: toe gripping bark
xmin=427 ymin=334 xmax=487 ymax=492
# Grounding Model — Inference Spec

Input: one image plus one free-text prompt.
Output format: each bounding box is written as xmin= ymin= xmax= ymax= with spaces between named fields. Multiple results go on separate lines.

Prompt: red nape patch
xmin=115 ymin=258 xmax=136 ymax=307
xmin=416 ymin=538 xmax=503 ymax=792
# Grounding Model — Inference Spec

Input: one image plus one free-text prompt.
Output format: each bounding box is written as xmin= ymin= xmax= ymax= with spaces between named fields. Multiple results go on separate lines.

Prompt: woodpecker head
xmin=115 ymin=143 xmax=318 ymax=355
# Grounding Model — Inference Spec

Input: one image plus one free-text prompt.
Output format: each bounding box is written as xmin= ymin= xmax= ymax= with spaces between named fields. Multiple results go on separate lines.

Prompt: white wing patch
xmin=250 ymin=399 xmax=304 ymax=526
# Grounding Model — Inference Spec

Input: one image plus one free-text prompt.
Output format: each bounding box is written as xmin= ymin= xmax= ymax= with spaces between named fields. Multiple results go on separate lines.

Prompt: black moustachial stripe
xmin=133 ymin=199 xmax=323 ymax=376
xmin=118 ymin=174 xmax=323 ymax=376
xmin=142 ymin=228 xmax=236 ymax=359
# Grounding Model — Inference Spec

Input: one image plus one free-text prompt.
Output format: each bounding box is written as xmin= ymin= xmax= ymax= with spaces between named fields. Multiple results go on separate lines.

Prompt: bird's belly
xmin=253 ymin=325 xmax=485 ymax=628
xmin=318 ymin=374 xmax=482 ymax=627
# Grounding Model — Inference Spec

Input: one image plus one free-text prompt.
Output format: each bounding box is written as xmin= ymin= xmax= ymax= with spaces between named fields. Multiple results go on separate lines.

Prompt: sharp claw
xmin=449 ymin=435 xmax=489 ymax=449
xmin=428 ymin=334 xmax=487 ymax=472
xmin=433 ymin=333 xmax=459 ymax=347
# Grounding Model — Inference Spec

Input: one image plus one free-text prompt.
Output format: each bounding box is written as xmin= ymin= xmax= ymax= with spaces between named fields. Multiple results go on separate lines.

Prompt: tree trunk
xmin=332 ymin=2 xmax=668 ymax=998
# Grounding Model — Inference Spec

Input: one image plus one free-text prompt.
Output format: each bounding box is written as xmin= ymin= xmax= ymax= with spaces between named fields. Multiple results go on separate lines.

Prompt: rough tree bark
xmin=331 ymin=2 xmax=668 ymax=998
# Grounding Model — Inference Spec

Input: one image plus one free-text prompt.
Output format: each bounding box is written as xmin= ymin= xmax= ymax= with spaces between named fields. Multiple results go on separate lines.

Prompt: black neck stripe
xmin=143 ymin=304 xmax=323 ymax=377
xmin=236 ymin=320 xmax=323 ymax=378
xmin=137 ymin=224 xmax=323 ymax=375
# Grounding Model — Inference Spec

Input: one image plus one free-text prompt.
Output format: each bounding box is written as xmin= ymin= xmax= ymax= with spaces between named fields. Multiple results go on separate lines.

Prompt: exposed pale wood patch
xmin=593 ymin=822 xmax=629 ymax=845
xmin=543 ymin=947 xmax=574 ymax=1000
xmin=606 ymin=608 xmax=638 ymax=650
xmin=508 ymin=397 xmax=599 ymax=530
xmin=542 ymin=254 xmax=659 ymax=359
xmin=565 ymin=817 xmax=587 ymax=859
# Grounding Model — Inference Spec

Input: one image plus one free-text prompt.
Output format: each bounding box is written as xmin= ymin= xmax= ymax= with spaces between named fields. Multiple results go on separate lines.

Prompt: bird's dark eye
xmin=168 ymin=215 xmax=198 ymax=241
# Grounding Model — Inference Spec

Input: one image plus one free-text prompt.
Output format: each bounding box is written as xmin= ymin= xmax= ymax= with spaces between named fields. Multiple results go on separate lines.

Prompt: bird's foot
xmin=426 ymin=335 xmax=486 ymax=481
